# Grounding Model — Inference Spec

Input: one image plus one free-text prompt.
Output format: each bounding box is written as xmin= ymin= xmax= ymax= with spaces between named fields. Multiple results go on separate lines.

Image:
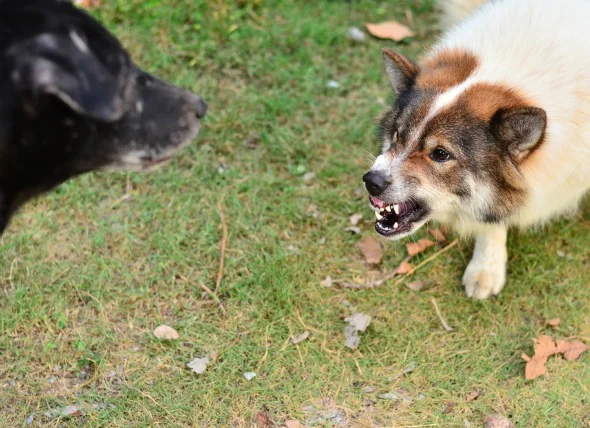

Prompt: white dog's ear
xmin=10 ymin=33 xmax=129 ymax=122
xmin=382 ymin=48 xmax=419 ymax=94
xmin=490 ymin=107 xmax=547 ymax=162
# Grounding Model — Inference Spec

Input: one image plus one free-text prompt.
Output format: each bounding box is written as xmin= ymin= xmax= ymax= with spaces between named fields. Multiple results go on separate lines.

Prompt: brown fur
xmin=460 ymin=83 xmax=528 ymax=121
xmin=416 ymin=49 xmax=479 ymax=91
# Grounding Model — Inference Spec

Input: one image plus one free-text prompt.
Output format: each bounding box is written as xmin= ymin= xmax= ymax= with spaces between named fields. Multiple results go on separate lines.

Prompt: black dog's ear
xmin=9 ymin=32 xmax=128 ymax=122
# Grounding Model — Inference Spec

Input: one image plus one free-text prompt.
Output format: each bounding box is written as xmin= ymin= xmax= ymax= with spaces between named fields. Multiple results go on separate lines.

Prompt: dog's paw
xmin=462 ymin=259 xmax=506 ymax=300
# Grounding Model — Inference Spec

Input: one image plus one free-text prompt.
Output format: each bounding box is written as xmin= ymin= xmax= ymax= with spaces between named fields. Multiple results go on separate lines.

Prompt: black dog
xmin=0 ymin=0 xmax=207 ymax=235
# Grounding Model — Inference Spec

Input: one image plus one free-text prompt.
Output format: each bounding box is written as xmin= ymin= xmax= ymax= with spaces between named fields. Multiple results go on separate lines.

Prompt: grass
xmin=1 ymin=0 xmax=589 ymax=426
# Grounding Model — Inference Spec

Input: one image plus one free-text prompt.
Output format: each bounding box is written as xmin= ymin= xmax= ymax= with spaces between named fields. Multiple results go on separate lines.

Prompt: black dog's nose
xmin=193 ymin=96 xmax=208 ymax=119
xmin=363 ymin=171 xmax=391 ymax=196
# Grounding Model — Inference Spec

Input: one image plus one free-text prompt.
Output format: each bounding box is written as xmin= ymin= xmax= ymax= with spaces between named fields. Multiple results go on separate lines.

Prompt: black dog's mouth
xmin=369 ymin=196 xmax=429 ymax=237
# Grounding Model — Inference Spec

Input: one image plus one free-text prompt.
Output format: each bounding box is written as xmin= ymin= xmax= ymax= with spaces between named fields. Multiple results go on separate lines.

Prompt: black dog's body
xmin=0 ymin=0 xmax=207 ymax=234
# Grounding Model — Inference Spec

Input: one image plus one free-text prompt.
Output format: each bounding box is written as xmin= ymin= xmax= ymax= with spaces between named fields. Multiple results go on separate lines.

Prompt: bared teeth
xmin=393 ymin=204 xmax=400 ymax=215
xmin=394 ymin=222 xmax=399 ymax=229
xmin=385 ymin=206 xmax=392 ymax=212
xmin=375 ymin=211 xmax=383 ymax=220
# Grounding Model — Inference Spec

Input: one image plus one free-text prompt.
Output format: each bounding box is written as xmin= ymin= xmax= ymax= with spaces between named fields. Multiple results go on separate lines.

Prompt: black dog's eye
xmin=430 ymin=147 xmax=453 ymax=163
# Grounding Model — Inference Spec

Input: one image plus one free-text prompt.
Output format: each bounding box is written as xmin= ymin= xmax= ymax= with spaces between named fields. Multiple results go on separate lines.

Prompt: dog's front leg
xmin=462 ymin=225 xmax=508 ymax=300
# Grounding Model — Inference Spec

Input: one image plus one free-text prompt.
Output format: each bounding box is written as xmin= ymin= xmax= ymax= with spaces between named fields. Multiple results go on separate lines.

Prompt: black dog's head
xmin=0 ymin=0 xmax=207 ymax=233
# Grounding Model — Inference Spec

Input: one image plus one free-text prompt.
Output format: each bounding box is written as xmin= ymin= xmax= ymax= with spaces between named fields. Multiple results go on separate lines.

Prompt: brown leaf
xmin=556 ymin=339 xmax=589 ymax=361
xmin=524 ymin=358 xmax=547 ymax=380
xmin=256 ymin=411 xmax=271 ymax=428
xmin=546 ymin=318 xmax=560 ymax=327
xmin=396 ymin=259 xmax=413 ymax=275
xmin=428 ymin=228 xmax=446 ymax=242
xmin=365 ymin=21 xmax=415 ymax=41
xmin=405 ymin=280 xmax=428 ymax=291
xmin=533 ymin=335 xmax=558 ymax=359
xmin=406 ymin=239 xmax=436 ymax=257
xmin=285 ymin=421 xmax=302 ymax=428
xmin=522 ymin=335 xmax=560 ymax=380
xmin=484 ymin=414 xmax=513 ymax=428
xmin=290 ymin=331 xmax=310 ymax=345
xmin=358 ymin=237 xmax=383 ymax=265
xmin=153 ymin=325 xmax=179 ymax=340
xmin=465 ymin=390 xmax=481 ymax=402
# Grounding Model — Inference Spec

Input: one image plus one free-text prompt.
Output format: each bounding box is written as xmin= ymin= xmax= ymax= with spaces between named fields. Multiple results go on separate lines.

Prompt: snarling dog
xmin=363 ymin=0 xmax=590 ymax=299
xmin=0 ymin=0 xmax=207 ymax=235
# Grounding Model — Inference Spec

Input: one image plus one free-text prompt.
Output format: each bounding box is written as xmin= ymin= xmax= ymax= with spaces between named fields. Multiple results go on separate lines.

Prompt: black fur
xmin=0 ymin=0 xmax=207 ymax=235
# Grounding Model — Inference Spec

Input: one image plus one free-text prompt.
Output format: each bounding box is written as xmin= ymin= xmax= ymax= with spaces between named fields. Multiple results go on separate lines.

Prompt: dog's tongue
xmin=370 ymin=196 xmax=385 ymax=208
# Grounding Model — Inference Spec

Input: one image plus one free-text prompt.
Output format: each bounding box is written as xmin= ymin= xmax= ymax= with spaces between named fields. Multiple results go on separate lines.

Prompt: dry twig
xmin=431 ymin=298 xmax=454 ymax=332
xmin=214 ymin=197 xmax=228 ymax=295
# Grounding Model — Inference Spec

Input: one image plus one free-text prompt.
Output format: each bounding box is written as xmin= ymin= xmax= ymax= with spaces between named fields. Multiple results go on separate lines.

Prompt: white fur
xmin=373 ymin=0 xmax=590 ymax=298
xmin=442 ymin=0 xmax=590 ymax=297
xmin=436 ymin=0 xmax=489 ymax=29
xmin=435 ymin=0 xmax=590 ymax=230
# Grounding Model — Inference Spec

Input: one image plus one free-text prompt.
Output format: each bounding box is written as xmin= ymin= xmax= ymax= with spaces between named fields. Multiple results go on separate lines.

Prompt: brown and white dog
xmin=363 ymin=0 xmax=590 ymax=299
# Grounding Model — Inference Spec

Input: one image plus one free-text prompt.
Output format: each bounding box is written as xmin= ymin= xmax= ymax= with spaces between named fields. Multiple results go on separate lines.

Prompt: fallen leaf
xmin=546 ymin=318 xmax=560 ymax=327
xmin=524 ymin=357 xmax=547 ymax=380
xmin=522 ymin=335 xmax=558 ymax=380
xmin=285 ymin=421 xmax=302 ymax=428
xmin=402 ymin=361 xmax=417 ymax=374
xmin=465 ymin=390 xmax=481 ymax=402
xmin=256 ymin=411 xmax=271 ymax=428
xmin=358 ymin=237 xmax=383 ymax=265
xmin=347 ymin=26 xmax=366 ymax=42
xmin=153 ymin=325 xmax=179 ymax=340
xmin=556 ymin=339 xmax=589 ymax=361
xmin=349 ymin=213 xmax=363 ymax=226
xmin=244 ymin=372 xmax=257 ymax=381
xmin=443 ymin=401 xmax=455 ymax=414
xmin=377 ymin=388 xmax=413 ymax=402
xmin=187 ymin=356 xmax=210 ymax=375
xmin=345 ymin=313 xmax=372 ymax=332
xmin=533 ymin=335 xmax=558 ymax=359
xmin=405 ymin=280 xmax=428 ymax=291
xmin=366 ymin=21 xmax=414 ymax=41
xmin=320 ymin=276 xmax=333 ymax=287
xmin=344 ymin=326 xmax=360 ymax=350
xmin=302 ymin=172 xmax=316 ymax=184
xmin=396 ymin=259 xmax=413 ymax=275
xmin=484 ymin=414 xmax=513 ymax=428
xmin=291 ymin=331 xmax=310 ymax=345
xmin=345 ymin=226 xmax=361 ymax=234
xmin=344 ymin=313 xmax=371 ymax=350
xmin=44 ymin=405 xmax=83 ymax=419
xmin=428 ymin=228 xmax=446 ymax=242
xmin=406 ymin=239 xmax=436 ymax=257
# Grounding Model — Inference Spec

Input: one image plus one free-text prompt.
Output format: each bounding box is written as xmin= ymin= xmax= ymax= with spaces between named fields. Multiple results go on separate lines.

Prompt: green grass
xmin=1 ymin=0 xmax=589 ymax=426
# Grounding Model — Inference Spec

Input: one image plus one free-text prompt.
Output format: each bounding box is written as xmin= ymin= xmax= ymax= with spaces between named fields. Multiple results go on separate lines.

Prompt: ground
xmin=1 ymin=0 xmax=589 ymax=426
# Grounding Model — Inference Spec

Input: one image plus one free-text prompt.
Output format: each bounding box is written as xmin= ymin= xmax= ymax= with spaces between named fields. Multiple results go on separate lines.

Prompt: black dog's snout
xmin=193 ymin=96 xmax=208 ymax=119
xmin=363 ymin=171 xmax=391 ymax=196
